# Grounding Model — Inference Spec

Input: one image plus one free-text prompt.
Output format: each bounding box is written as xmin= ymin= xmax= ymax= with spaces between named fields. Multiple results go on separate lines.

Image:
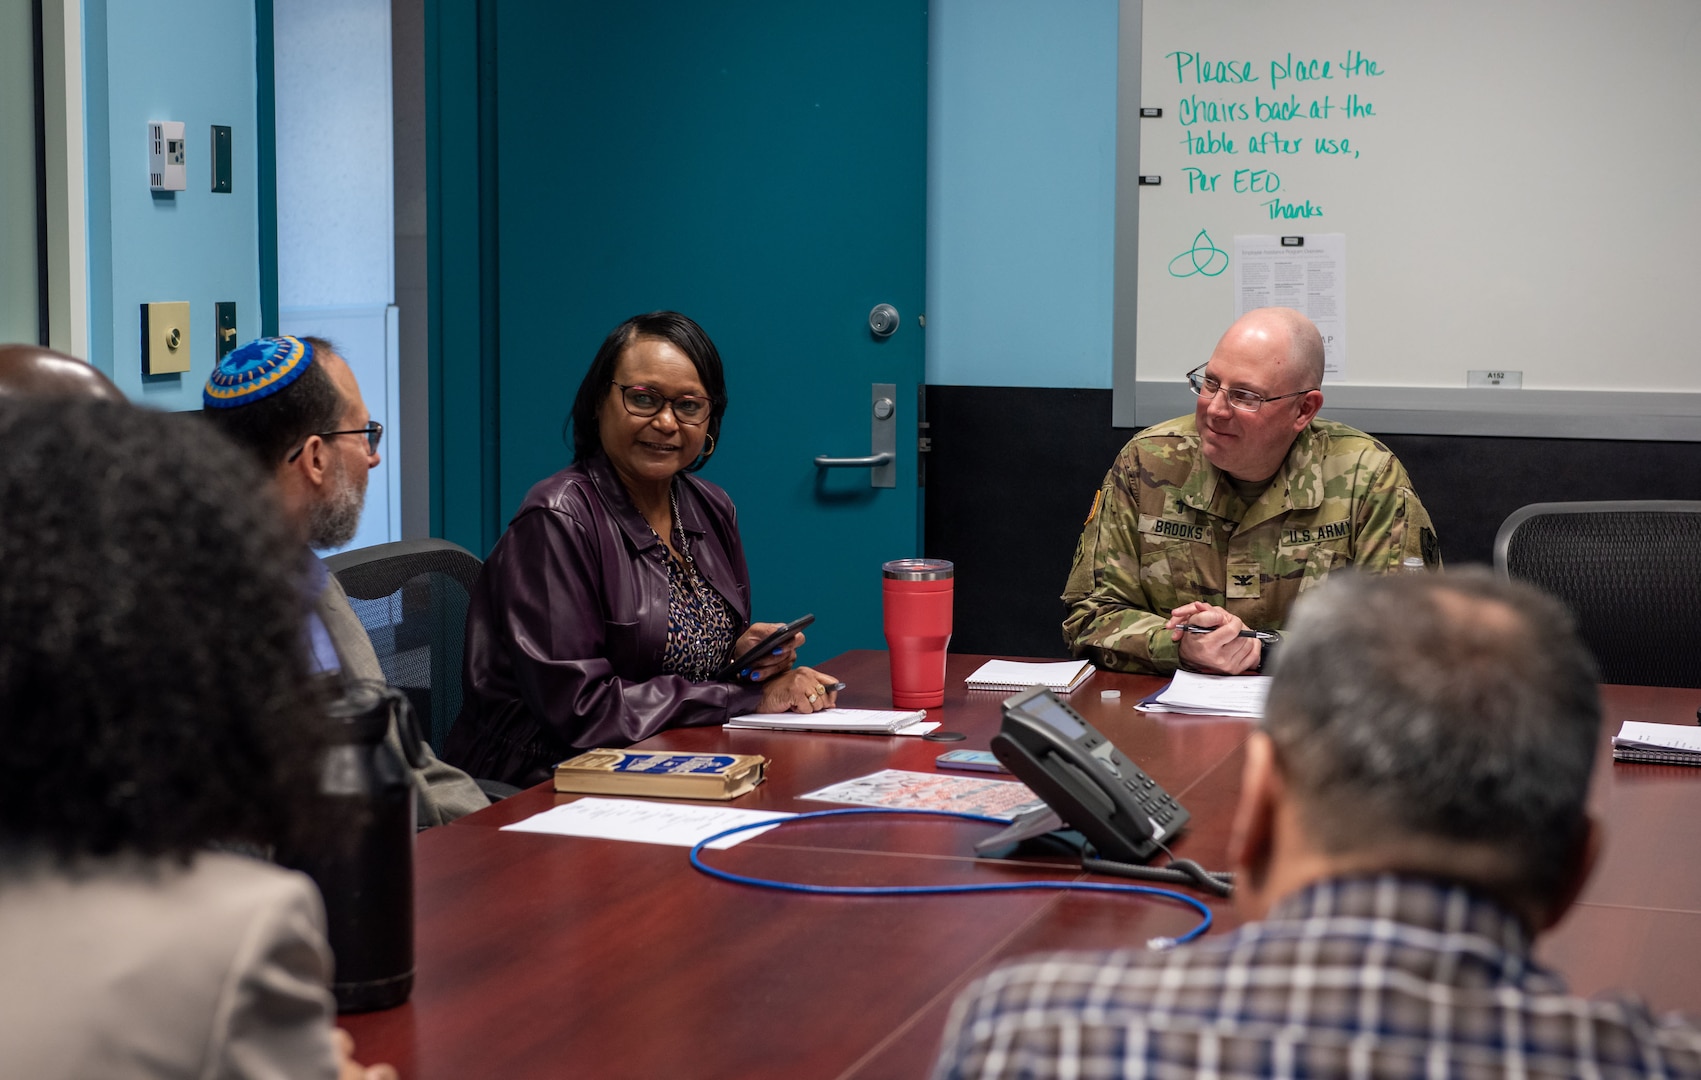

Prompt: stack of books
xmin=1611 ymin=721 xmax=1701 ymax=767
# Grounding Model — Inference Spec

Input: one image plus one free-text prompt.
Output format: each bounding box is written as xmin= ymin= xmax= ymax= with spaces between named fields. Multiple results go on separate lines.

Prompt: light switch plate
xmin=215 ymin=301 xmax=237 ymax=360
xmin=210 ymin=125 xmax=232 ymax=192
xmin=141 ymin=302 xmax=192 ymax=374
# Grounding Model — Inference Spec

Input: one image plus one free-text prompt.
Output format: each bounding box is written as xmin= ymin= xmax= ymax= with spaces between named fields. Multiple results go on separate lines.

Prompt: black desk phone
xmin=991 ymin=685 xmax=1189 ymax=862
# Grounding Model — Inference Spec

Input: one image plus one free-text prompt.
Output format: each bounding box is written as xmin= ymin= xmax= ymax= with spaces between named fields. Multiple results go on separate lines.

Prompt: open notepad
xmin=726 ymin=708 xmax=938 ymax=736
xmin=1612 ymin=721 xmax=1701 ymax=767
xmin=963 ymin=659 xmax=1094 ymax=693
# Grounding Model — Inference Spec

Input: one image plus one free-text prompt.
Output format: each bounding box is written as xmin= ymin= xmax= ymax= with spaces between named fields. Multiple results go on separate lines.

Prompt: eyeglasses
xmin=1186 ymin=365 xmax=1316 ymax=413
xmin=613 ymin=383 xmax=712 ymax=426
xmin=286 ymin=421 xmax=384 ymax=463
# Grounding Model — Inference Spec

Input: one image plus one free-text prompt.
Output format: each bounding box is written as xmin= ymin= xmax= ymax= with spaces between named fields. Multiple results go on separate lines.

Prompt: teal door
xmin=480 ymin=1 xmax=927 ymax=663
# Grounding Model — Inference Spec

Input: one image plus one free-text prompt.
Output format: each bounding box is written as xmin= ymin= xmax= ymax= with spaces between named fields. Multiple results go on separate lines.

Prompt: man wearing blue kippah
xmin=204 ymin=335 xmax=487 ymax=825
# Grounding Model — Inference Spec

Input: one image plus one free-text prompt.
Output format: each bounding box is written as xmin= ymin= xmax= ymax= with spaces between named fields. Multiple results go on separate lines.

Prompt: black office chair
xmin=325 ymin=538 xmax=484 ymax=756
xmin=1493 ymin=501 xmax=1701 ymax=687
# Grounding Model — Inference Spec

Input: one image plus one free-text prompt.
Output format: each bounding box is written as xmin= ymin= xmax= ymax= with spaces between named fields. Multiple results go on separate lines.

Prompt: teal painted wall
xmin=926 ymin=0 xmax=1118 ymax=389
xmin=426 ymin=1 xmax=1123 ymax=557
xmin=83 ymin=0 xmax=263 ymax=407
xmin=424 ymin=0 xmax=494 ymax=554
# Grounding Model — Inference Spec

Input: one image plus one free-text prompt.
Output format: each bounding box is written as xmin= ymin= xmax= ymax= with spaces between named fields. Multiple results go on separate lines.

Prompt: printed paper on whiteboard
xmin=1234 ymin=233 xmax=1347 ymax=380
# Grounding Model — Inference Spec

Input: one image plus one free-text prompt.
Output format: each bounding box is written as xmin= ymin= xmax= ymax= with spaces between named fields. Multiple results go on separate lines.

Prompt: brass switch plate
xmin=141 ymin=301 xmax=191 ymax=375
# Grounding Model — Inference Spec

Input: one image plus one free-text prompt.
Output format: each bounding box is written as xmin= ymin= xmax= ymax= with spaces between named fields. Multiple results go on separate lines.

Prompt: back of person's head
xmin=1265 ymin=568 xmax=1601 ymax=916
xmin=202 ymin=335 xmax=343 ymax=471
xmin=0 ymin=343 xmax=126 ymax=402
xmin=0 ymin=399 xmax=327 ymax=861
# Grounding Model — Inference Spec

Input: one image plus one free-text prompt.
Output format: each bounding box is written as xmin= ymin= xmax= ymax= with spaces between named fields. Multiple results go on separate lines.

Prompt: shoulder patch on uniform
xmin=1421 ymin=526 xmax=1440 ymax=565
xmin=1084 ymin=488 xmax=1103 ymax=525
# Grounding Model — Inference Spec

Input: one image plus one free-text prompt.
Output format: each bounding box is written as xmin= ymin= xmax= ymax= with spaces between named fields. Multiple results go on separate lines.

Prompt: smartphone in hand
xmin=714 ymin=614 xmax=815 ymax=681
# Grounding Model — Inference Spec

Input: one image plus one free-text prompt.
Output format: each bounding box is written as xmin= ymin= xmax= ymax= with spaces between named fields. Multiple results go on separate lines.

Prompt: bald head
xmin=1213 ymin=308 xmax=1324 ymax=395
xmin=0 ymin=345 xmax=126 ymax=403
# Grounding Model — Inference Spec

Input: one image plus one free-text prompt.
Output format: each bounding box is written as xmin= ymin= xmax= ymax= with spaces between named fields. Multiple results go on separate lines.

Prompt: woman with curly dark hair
xmin=0 ymin=398 xmax=390 ymax=1079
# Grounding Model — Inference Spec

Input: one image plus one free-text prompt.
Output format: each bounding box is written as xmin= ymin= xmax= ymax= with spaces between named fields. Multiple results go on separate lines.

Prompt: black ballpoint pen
xmin=1177 ymin=624 xmax=1280 ymax=643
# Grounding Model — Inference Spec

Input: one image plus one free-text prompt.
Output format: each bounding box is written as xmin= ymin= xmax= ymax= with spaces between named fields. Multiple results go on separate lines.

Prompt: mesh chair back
xmin=325 ymin=539 xmax=483 ymax=753
xmin=1494 ymin=501 xmax=1701 ymax=687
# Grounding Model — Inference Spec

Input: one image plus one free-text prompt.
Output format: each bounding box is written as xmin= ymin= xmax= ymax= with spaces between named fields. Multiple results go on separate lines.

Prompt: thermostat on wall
xmin=149 ymin=121 xmax=186 ymax=191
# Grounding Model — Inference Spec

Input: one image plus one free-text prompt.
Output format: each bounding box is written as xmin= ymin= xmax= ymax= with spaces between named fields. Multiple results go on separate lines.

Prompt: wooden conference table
xmin=343 ymin=651 xmax=1701 ymax=1079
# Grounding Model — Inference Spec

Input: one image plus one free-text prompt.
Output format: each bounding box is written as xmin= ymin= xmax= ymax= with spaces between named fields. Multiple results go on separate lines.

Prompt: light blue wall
xmin=274 ymin=0 xmax=393 ymax=310
xmin=925 ymin=0 xmax=1118 ymax=389
xmin=76 ymin=1 xmax=1119 ymax=405
xmin=84 ymin=0 xmax=262 ymax=408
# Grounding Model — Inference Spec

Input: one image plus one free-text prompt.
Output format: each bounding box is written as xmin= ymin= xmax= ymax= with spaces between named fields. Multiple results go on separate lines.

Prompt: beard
xmin=306 ymin=452 xmax=367 ymax=550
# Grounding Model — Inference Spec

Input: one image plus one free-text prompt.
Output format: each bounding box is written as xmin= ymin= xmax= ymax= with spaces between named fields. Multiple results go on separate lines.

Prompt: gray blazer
xmin=0 ymin=850 xmax=339 ymax=1079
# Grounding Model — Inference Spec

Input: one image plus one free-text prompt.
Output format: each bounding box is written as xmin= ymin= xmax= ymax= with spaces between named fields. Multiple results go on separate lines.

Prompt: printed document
xmin=1138 ymin=669 xmax=1270 ymax=718
xmin=501 ymin=797 xmax=791 ymax=849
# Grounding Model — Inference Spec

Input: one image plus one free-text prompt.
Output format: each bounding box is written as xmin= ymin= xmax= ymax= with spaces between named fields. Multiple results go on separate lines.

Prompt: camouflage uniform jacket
xmin=1062 ymin=414 xmax=1438 ymax=674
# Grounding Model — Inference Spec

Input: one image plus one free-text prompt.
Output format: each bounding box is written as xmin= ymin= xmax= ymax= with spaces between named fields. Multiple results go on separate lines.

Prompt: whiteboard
xmin=1116 ymin=0 xmax=1701 ymax=439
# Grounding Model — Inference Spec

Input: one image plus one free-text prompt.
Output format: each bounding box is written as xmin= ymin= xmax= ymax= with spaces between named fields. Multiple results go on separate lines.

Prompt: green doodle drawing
xmin=1169 ymin=229 xmax=1229 ymax=278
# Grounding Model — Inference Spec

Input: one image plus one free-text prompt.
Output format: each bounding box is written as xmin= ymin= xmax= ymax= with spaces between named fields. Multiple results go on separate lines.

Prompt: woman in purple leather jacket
xmin=444 ymin=312 xmax=840 ymax=787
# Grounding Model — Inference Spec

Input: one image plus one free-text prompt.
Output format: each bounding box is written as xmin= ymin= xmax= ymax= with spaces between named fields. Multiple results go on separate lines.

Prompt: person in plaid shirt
xmin=934 ymin=569 xmax=1701 ymax=1079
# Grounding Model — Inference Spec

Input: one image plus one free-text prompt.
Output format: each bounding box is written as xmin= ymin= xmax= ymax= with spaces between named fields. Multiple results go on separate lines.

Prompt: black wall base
xmin=923 ymin=385 xmax=1701 ymax=659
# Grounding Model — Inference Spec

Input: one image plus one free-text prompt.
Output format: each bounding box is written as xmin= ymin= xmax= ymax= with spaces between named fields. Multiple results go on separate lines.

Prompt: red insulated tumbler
xmin=882 ymin=558 xmax=954 ymax=709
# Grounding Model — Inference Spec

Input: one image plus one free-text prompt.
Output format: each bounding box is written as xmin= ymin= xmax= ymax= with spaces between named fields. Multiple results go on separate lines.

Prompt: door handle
xmin=814 ymin=383 xmax=896 ymax=488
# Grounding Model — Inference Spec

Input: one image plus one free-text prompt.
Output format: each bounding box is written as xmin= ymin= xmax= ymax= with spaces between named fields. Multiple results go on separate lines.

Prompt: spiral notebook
xmin=1611 ymin=721 xmax=1701 ymax=767
xmin=725 ymin=708 xmax=934 ymax=735
xmin=963 ymin=659 xmax=1094 ymax=693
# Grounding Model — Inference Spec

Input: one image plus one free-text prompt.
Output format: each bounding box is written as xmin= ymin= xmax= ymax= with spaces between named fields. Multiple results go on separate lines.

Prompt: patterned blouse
xmin=656 ymin=510 xmax=738 ymax=682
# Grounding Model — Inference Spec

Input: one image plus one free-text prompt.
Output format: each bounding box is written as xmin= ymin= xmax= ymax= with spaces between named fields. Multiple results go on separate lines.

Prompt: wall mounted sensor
xmin=149 ymin=121 xmax=186 ymax=191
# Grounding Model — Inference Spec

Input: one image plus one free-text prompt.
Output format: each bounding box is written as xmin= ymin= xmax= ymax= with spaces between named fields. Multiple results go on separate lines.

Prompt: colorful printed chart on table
xmin=800 ymin=769 xmax=1046 ymax=821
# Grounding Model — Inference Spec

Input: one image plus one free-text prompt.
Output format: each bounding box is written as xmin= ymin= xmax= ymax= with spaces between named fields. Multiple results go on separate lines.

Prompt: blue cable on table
xmin=688 ymin=807 xmax=1215 ymax=947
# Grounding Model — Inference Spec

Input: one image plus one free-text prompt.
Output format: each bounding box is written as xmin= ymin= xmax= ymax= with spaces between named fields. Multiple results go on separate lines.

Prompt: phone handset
xmin=991 ymin=686 xmax=1189 ymax=863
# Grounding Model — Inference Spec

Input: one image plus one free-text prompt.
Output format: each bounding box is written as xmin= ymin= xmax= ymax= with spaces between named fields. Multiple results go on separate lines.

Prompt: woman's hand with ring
xmin=755 ymin=666 xmax=839 ymax=714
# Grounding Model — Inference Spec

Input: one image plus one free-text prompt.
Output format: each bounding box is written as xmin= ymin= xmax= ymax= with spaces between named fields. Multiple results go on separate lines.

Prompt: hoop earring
xmin=689 ymin=432 xmax=716 ymax=471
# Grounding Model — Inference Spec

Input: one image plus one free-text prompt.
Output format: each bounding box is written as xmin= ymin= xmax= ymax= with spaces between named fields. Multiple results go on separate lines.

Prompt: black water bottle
xmin=281 ymin=681 xmax=421 ymax=1012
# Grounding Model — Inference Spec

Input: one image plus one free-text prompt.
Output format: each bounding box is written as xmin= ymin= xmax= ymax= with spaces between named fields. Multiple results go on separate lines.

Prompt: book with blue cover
xmin=553 ymin=749 xmax=768 ymax=800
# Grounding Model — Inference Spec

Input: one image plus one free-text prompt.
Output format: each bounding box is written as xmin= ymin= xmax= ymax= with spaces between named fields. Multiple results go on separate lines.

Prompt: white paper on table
xmin=1613 ymin=721 xmax=1701 ymax=753
xmin=726 ymin=707 xmax=926 ymax=732
xmin=724 ymin=721 xmax=945 ymax=738
xmin=500 ymin=797 xmax=792 ymax=849
xmin=892 ymin=721 xmax=942 ymax=736
xmin=1140 ymin=669 xmax=1270 ymax=718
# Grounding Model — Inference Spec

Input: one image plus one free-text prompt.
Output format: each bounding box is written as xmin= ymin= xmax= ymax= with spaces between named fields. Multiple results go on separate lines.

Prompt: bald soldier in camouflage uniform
xmin=1063 ymin=307 xmax=1438 ymax=676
